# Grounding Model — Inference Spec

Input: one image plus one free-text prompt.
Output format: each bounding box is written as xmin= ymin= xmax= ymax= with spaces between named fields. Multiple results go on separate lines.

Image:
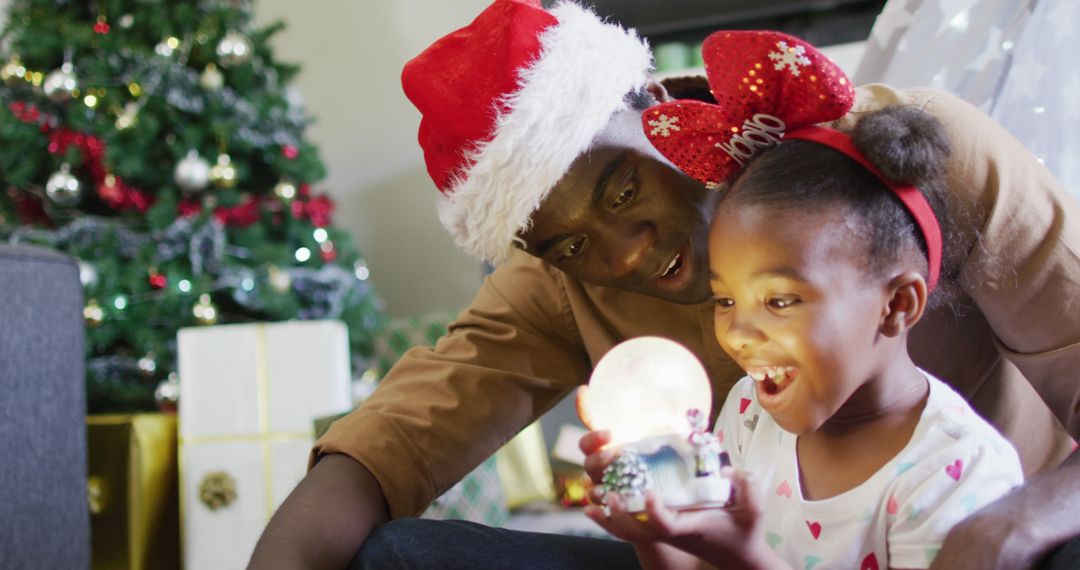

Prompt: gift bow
xmin=643 ymin=30 xmax=855 ymax=187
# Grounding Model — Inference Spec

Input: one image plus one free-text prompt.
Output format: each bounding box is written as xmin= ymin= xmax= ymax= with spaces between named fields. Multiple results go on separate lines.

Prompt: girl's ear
xmin=881 ymin=271 xmax=928 ymax=337
xmin=645 ymin=79 xmax=673 ymax=103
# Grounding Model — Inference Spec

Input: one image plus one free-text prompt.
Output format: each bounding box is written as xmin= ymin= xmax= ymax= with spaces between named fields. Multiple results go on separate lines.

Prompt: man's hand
xmin=932 ymin=449 xmax=1080 ymax=570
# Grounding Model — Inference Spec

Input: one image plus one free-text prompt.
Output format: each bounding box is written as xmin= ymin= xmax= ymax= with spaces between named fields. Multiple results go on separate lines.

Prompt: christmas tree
xmin=0 ymin=0 xmax=384 ymax=413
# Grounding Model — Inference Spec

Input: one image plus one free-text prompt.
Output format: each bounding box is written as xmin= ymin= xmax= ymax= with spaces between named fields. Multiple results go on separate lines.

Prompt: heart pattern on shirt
xmin=806 ymin=520 xmax=822 ymax=540
xmin=887 ymin=494 xmax=898 ymax=515
xmin=861 ymin=552 xmax=880 ymax=570
xmin=804 ymin=555 xmax=822 ymax=569
xmin=776 ymin=480 xmax=793 ymax=498
xmin=961 ymin=493 xmax=978 ymax=514
xmin=739 ymin=397 xmax=751 ymax=414
xmin=744 ymin=414 xmax=759 ymax=431
xmin=945 ymin=459 xmax=964 ymax=481
xmin=765 ymin=531 xmax=783 ymax=549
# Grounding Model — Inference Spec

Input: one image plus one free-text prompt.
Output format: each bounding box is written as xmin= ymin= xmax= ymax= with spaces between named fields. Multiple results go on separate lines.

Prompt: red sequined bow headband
xmin=643 ymin=30 xmax=941 ymax=290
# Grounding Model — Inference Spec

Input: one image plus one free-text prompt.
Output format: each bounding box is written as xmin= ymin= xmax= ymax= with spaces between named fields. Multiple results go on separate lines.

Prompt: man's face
xmin=519 ymin=109 xmax=721 ymax=304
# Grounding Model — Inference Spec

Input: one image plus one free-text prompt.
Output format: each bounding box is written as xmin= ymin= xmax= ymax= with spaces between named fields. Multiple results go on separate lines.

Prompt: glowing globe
xmin=578 ymin=336 xmax=712 ymax=445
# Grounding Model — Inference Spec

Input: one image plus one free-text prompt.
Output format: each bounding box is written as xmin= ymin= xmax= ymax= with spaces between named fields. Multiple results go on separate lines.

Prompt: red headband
xmin=784 ymin=127 xmax=942 ymax=290
xmin=644 ymin=30 xmax=941 ymax=291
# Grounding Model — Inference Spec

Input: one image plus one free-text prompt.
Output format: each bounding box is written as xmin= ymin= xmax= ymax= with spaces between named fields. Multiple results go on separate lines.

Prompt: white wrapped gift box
xmin=177 ymin=320 xmax=351 ymax=570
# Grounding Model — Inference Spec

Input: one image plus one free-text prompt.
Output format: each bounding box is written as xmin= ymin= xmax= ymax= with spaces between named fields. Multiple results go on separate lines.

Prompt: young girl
xmin=583 ymin=32 xmax=1024 ymax=570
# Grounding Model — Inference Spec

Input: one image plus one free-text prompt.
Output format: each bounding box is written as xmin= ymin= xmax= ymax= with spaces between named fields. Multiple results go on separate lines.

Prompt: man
xmin=250 ymin=1 xmax=1080 ymax=568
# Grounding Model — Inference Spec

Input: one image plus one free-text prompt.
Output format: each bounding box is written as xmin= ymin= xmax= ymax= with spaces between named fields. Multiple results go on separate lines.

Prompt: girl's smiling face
xmin=708 ymin=201 xmax=900 ymax=434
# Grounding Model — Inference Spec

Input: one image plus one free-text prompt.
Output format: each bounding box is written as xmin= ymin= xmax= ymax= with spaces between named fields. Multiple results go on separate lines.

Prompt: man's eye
xmin=714 ymin=297 xmax=734 ymax=309
xmin=561 ymin=237 xmax=586 ymax=259
xmin=613 ymin=186 xmax=635 ymax=206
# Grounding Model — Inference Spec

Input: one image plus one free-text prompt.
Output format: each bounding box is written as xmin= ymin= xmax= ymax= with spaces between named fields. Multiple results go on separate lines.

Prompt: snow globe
xmin=577 ymin=336 xmax=732 ymax=513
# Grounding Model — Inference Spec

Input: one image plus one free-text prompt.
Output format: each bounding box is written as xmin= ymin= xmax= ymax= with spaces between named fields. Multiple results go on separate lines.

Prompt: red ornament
xmin=177 ymin=199 xmax=203 ymax=217
xmin=281 ymin=145 xmax=299 ymax=160
xmin=149 ymin=272 xmax=167 ymax=289
xmin=94 ymin=17 xmax=110 ymax=34
xmin=213 ymin=195 xmax=261 ymax=227
xmin=320 ymin=245 xmax=337 ymax=262
xmin=305 ymin=195 xmax=334 ymax=227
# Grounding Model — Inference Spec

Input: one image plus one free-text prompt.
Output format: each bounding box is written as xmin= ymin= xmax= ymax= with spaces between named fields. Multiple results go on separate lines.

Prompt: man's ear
xmin=880 ymin=271 xmax=928 ymax=337
xmin=645 ymin=79 xmax=673 ymax=103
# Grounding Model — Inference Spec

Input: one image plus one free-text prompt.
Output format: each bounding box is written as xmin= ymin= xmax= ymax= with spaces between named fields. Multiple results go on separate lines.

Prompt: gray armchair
xmin=0 ymin=244 xmax=90 ymax=568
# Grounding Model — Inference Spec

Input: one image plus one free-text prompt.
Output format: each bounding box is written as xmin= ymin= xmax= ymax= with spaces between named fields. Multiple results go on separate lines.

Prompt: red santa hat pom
xmin=402 ymin=0 xmax=653 ymax=264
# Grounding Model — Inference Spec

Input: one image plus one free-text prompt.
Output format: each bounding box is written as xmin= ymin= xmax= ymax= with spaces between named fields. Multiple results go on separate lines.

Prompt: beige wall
xmin=255 ymin=1 xmax=489 ymax=317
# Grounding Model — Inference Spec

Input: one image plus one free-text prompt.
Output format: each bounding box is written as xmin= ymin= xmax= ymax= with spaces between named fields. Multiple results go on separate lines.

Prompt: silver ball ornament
xmin=216 ymin=30 xmax=253 ymax=66
xmin=45 ymin=163 xmax=82 ymax=206
xmin=43 ymin=62 xmax=78 ymax=102
xmin=174 ymin=150 xmax=211 ymax=193
xmin=200 ymin=63 xmax=224 ymax=91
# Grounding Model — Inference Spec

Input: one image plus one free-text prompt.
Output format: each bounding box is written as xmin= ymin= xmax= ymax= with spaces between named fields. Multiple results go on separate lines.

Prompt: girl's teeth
xmin=749 ymin=367 xmax=797 ymax=384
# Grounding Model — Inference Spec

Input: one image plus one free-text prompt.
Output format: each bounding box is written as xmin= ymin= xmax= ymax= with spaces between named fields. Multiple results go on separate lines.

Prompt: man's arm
xmin=249 ymin=251 xmax=595 ymax=565
xmin=248 ymin=454 xmax=388 ymax=568
xmin=905 ymin=87 xmax=1080 ymax=567
xmin=933 ymin=448 xmax=1080 ymax=569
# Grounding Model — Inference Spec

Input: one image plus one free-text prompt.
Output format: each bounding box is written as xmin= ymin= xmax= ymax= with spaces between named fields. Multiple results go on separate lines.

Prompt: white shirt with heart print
xmin=714 ymin=371 xmax=1023 ymax=569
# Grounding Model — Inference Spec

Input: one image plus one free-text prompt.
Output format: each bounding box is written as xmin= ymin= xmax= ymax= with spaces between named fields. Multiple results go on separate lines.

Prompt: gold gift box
xmin=87 ymin=413 xmax=180 ymax=570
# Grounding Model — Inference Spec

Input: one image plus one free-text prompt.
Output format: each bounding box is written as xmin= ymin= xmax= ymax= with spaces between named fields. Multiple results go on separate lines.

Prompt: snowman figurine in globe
xmin=578 ymin=336 xmax=732 ymax=513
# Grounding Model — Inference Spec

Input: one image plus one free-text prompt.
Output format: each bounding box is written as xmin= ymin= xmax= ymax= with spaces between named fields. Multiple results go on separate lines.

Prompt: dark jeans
xmin=355 ymin=518 xmax=1080 ymax=569
xmin=353 ymin=518 xmax=640 ymax=570
xmin=1043 ymin=534 xmax=1080 ymax=570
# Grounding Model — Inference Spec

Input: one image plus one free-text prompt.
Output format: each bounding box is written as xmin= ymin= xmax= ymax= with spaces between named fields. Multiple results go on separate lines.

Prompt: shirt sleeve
xmin=918 ymin=88 xmax=1080 ymax=439
xmin=313 ymin=251 xmax=592 ymax=518
xmin=887 ymin=430 xmax=1024 ymax=568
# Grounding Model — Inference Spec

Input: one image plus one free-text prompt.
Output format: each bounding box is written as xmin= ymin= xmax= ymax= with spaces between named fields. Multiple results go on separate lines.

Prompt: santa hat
xmin=402 ymin=0 xmax=653 ymax=265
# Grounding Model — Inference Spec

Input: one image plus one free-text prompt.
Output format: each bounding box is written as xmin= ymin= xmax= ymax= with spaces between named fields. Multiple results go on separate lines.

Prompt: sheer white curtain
xmin=854 ymin=0 xmax=1079 ymax=198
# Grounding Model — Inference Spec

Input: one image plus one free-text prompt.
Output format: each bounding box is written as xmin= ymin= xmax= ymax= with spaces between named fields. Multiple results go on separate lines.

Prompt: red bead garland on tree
xmin=8 ymin=101 xmax=152 ymax=213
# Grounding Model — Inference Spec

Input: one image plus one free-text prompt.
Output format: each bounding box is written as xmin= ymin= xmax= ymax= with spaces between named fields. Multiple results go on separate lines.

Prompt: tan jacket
xmin=316 ymin=84 xmax=1079 ymax=519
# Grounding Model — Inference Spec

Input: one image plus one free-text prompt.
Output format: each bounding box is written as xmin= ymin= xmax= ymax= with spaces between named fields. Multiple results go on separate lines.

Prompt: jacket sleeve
xmin=918 ymin=87 xmax=1080 ymax=439
xmin=312 ymin=251 xmax=593 ymax=518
